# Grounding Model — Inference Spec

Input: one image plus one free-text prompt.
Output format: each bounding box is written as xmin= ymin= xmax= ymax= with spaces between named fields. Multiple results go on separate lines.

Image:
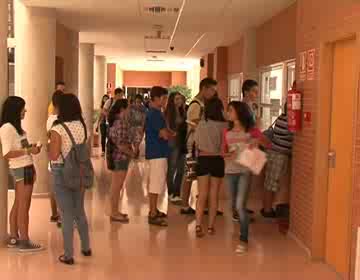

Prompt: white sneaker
xmin=235 ymin=242 xmax=248 ymax=255
xmin=171 ymin=196 xmax=182 ymax=203
xmin=168 ymin=194 xmax=174 ymax=201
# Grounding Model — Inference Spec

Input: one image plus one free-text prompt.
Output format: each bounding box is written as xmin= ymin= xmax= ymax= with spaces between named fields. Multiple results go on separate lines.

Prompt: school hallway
xmin=0 ymin=156 xmax=339 ymax=280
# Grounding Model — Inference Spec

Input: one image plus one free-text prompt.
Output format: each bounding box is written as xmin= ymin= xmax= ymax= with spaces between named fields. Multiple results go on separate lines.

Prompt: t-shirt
xmin=223 ymin=130 xmax=250 ymax=174
xmin=46 ymin=115 xmax=57 ymax=132
xmin=103 ymin=98 xmax=114 ymax=111
xmin=194 ymin=120 xmax=227 ymax=154
xmin=145 ymin=107 xmax=169 ymax=160
xmin=51 ymin=121 xmax=86 ymax=164
xmin=0 ymin=123 xmax=33 ymax=169
xmin=187 ymin=98 xmax=204 ymax=123
xmin=271 ymin=114 xmax=293 ymax=155
xmin=245 ymin=102 xmax=257 ymax=127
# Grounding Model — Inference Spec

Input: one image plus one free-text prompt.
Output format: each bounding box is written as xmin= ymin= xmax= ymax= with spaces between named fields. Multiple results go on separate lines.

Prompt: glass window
xmin=258 ymin=61 xmax=295 ymax=129
xmin=228 ymin=73 xmax=243 ymax=102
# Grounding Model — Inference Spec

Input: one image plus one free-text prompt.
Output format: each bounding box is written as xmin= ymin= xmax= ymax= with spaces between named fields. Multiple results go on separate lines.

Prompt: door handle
xmin=328 ymin=150 xmax=336 ymax=168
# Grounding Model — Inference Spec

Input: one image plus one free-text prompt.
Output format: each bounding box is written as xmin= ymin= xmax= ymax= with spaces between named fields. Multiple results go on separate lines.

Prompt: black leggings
xmin=100 ymin=122 xmax=108 ymax=153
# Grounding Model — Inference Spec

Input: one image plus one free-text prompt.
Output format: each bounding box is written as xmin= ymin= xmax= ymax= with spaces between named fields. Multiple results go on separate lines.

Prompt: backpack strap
xmin=59 ymin=123 xmax=76 ymax=146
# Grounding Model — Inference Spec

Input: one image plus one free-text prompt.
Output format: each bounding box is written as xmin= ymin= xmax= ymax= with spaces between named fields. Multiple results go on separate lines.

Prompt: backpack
xmin=188 ymin=99 xmax=204 ymax=121
xmin=60 ymin=121 xmax=94 ymax=191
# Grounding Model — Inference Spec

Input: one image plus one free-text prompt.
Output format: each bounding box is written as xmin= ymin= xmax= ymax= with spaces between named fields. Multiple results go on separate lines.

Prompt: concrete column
xmin=94 ymin=55 xmax=106 ymax=109
xmin=213 ymin=46 xmax=229 ymax=105
xmin=15 ymin=5 xmax=56 ymax=194
xmin=107 ymin=63 xmax=117 ymax=94
xmin=66 ymin=31 xmax=79 ymax=95
xmin=79 ymin=43 xmax=95 ymax=143
xmin=0 ymin=0 xmax=9 ymax=245
xmin=242 ymin=28 xmax=257 ymax=81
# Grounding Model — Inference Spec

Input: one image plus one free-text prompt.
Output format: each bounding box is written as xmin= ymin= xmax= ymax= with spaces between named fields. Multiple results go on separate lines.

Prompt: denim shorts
xmin=10 ymin=165 xmax=36 ymax=185
xmin=113 ymin=160 xmax=130 ymax=171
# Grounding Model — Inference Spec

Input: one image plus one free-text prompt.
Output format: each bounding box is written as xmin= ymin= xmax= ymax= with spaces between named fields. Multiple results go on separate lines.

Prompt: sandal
xmin=59 ymin=255 xmax=74 ymax=265
xmin=208 ymin=227 xmax=216 ymax=235
xmin=196 ymin=225 xmax=205 ymax=238
xmin=156 ymin=210 xmax=167 ymax=218
xmin=110 ymin=214 xmax=130 ymax=224
xmin=148 ymin=215 xmax=168 ymax=227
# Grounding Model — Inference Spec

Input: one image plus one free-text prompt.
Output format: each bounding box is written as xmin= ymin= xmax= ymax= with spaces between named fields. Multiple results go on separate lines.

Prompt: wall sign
xmin=299 ymin=51 xmax=307 ymax=81
xmin=269 ymin=77 xmax=277 ymax=91
xmin=307 ymin=49 xmax=316 ymax=81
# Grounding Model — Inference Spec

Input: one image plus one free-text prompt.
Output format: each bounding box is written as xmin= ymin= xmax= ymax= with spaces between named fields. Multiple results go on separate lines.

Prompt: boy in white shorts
xmin=145 ymin=86 xmax=174 ymax=227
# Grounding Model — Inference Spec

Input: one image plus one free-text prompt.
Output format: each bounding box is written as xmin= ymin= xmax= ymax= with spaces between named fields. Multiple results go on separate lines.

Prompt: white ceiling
xmin=22 ymin=0 xmax=295 ymax=71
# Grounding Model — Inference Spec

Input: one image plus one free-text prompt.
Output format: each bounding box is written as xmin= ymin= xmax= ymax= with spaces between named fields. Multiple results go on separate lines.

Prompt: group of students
xmin=0 ymin=76 xmax=293 ymax=265
xmin=97 ymin=77 xmax=293 ymax=254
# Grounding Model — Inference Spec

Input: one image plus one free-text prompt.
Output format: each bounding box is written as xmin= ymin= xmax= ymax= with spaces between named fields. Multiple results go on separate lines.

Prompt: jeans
xmin=52 ymin=165 xmax=90 ymax=258
xmin=167 ymin=140 xmax=186 ymax=197
xmin=226 ymin=173 xmax=251 ymax=242
xmin=100 ymin=122 xmax=108 ymax=153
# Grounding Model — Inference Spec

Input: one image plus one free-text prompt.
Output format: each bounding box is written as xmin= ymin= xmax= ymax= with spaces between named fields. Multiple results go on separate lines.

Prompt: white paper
xmin=236 ymin=148 xmax=267 ymax=175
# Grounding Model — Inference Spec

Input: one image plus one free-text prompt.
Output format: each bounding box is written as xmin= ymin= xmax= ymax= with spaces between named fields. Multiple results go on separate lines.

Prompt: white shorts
xmin=148 ymin=158 xmax=168 ymax=195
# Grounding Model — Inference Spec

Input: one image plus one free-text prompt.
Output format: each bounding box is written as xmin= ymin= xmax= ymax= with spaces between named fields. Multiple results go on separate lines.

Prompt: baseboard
xmin=288 ymin=230 xmax=311 ymax=257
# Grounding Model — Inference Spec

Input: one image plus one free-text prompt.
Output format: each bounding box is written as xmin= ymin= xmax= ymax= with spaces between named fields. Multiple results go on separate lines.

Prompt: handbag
xmin=263 ymin=117 xmax=278 ymax=141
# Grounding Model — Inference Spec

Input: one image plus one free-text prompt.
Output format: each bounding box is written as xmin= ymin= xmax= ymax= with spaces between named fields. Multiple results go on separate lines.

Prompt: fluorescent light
xmin=185 ymin=33 xmax=206 ymax=57
xmin=168 ymin=0 xmax=186 ymax=50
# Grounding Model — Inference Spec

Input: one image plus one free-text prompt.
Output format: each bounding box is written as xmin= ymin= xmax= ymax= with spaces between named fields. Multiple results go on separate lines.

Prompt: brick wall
xmin=294 ymin=0 xmax=360 ymax=278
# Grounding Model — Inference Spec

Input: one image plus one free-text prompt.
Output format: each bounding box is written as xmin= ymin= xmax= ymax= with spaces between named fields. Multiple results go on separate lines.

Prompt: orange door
xmin=325 ymin=38 xmax=357 ymax=279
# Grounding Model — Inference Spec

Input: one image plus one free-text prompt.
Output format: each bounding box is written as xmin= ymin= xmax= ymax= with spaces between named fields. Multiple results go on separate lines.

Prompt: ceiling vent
xmin=146 ymin=59 xmax=165 ymax=62
xmin=144 ymin=29 xmax=170 ymax=54
xmin=143 ymin=6 xmax=180 ymax=15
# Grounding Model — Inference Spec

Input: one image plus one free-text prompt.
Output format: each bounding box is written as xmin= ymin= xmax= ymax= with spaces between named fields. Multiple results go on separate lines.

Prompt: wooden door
xmin=325 ymin=38 xmax=357 ymax=279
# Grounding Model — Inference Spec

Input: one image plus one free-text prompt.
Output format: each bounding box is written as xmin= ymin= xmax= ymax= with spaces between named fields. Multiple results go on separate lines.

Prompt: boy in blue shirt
xmin=146 ymin=86 xmax=174 ymax=226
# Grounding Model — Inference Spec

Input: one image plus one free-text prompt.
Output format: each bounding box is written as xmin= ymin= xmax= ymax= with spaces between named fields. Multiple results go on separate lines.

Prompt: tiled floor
xmin=0 ymin=157 xmax=340 ymax=280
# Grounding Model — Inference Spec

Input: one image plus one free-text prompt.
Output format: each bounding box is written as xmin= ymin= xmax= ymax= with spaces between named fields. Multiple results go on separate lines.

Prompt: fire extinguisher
xmin=287 ymin=81 xmax=302 ymax=132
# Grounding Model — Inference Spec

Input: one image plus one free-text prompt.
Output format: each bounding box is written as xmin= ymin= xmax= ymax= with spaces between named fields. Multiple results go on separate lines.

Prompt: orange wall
xmin=200 ymin=53 xmax=214 ymax=80
xmin=107 ymin=63 xmax=116 ymax=93
xmin=256 ymin=3 xmax=297 ymax=67
xmin=171 ymin=71 xmax=187 ymax=86
xmin=124 ymin=71 xmax=172 ymax=88
xmin=227 ymin=39 xmax=244 ymax=74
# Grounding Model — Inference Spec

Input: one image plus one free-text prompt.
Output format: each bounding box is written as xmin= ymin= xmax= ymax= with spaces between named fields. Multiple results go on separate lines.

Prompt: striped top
xmin=272 ymin=114 xmax=293 ymax=155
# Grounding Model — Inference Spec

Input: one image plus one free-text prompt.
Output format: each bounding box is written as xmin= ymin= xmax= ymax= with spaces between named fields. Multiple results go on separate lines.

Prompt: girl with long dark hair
xmin=107 ymin=99 xmax=134 ymax=223
xmin=49 ymin=94 xmax=91 ymax=265
xmin=194 ymin=97 xmax=227 ymax=237
xmin=0 ymin=96 xmax=43 ymax=252
xmin=164 ymin=92 xmax=187 ymax=203
xmin=223 ymin=101 xmax=255 ymax=254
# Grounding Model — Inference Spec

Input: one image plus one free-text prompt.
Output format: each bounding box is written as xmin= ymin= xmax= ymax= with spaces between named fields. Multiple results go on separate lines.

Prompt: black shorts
xmin=196 ymin=156 xmax=225 ymax=178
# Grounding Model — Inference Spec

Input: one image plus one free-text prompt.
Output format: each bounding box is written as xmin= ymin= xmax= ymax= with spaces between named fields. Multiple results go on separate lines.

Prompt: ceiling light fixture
xmin=168 ymin=0 xmax=186 ymax=50
xmin=185 ymin=33 xmax=206 ymax=57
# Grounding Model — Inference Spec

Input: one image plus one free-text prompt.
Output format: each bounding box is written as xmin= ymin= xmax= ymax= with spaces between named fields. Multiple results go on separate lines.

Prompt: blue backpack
xmin=60 ymin=121 xmax=94 ymax=191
